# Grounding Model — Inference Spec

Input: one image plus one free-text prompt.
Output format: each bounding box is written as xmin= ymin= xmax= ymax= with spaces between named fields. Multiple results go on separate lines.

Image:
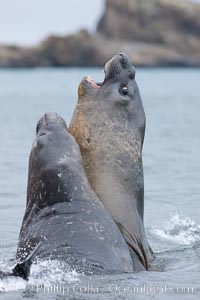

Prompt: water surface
xmin=0 ymin=67 xmax=200 ymax=299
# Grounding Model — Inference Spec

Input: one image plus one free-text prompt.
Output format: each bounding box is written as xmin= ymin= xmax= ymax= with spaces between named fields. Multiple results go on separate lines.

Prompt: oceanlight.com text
xmin=32 ymin=283 xmax=194 ymax=296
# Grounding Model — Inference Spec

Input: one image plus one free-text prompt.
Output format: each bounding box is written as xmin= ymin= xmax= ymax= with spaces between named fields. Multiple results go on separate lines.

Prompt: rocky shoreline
xmin=0 ymin=0 xmax=200 ymax=68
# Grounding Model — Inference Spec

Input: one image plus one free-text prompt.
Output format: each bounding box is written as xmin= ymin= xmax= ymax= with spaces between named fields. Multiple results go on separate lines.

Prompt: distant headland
xmin=0 ymin=0 xmax=200 ymax=67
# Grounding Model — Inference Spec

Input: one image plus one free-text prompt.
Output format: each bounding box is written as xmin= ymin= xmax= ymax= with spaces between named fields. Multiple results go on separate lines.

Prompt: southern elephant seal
xmin=69 ymin=53 xmax=153 ymax=270
xmin=17 ymin=112 xmax=134 ymax=275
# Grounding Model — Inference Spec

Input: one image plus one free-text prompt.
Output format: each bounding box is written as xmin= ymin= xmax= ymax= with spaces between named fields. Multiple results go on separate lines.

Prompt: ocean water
xmin=0 ymin=67 xmax=199 ymax=299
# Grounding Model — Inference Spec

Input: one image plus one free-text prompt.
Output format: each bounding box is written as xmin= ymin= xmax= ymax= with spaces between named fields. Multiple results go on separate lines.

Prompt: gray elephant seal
xmin=17 ymin=112 xmax=134 ymax=275
xmin=69 ymin=53 xmax=153 ymax=270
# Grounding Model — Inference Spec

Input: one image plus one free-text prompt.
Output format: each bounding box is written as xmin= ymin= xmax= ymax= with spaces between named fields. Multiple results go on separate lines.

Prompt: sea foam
xmin=151 ymin=212 xmax=200 ymax=246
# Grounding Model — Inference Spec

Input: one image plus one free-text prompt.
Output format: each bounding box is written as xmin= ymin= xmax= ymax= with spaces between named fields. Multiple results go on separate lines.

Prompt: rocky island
xmin=0 ymin=0 xmax=200 ymax=67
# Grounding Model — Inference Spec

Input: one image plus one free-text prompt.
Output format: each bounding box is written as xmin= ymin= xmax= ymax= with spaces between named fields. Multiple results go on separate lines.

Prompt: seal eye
xmin=121 ymin=86 xmax=128 ymax=96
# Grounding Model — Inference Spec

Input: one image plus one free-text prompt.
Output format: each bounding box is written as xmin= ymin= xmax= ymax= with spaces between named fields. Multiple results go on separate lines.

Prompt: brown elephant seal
xmin=17 ymin=112 xmax=135 ymax=275
xmin=69 ymin=53 xmax=153 ymax=270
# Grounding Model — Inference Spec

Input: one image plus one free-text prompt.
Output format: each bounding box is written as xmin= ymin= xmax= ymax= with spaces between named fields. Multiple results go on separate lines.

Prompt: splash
xmin=0 ymin=258 xmax=27 ymax=292
xmin=0 ymin=277 xmax=26 ymax=292
xmin=151 ymin=212 xmax=200 ymax=246
xmin=0 ymin=259 xmax=80 ymax=292
xmin=28 ymin=259 xmax=80 ymax=286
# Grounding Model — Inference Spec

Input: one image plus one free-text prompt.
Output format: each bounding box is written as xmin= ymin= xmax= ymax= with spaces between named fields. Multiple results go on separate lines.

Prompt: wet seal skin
xmin=17 ymin=112 xmax=134 ymax=275
xmin=69 ymin=53 xmax=153 ymax=270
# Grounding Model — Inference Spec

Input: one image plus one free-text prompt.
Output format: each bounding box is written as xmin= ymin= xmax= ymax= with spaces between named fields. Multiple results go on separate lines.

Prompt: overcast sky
xmin=0 ymin=0 xmax=104 ymax=45
xmin=0 ymin=0 xmax=199 ymax=46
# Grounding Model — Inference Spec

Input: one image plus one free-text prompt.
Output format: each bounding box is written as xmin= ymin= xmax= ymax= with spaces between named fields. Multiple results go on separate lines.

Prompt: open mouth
xmin=86 ymin=76 xmax=103 ymax=89
xmin=85 ymin=53 xmax=128 ymax=90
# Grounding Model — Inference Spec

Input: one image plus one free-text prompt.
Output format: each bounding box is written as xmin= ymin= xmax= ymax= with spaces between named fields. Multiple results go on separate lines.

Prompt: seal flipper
xmin=12 ymin=241 xmax=41 ymax=280
xmin=128 ymin=251 xmax=145 ymax=272
xmin=117 ymin=223 xmax=149 ymax=271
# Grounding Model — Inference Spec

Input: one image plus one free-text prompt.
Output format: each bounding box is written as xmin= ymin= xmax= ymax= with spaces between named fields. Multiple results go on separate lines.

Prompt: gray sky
xmin=0 ymin=0 xmax=199 ymax=46
xmin=0 ymin=0 xmax=104 ymax=45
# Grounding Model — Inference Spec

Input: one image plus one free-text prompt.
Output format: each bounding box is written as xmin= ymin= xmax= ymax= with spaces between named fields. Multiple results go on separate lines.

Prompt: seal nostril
xmin=129 ymin=70 xmax=135 ymax=79
xmin=118 ymin=53 xmax=125 ymax=59
xmin=119 ymin=54 xmax=125 ymax=63
xmin=36 ymin=117 xmax=45 ymax=134
xmin=36 ymin=123 xmax=40 ymax=134
xmin=118 ymin=53 xmax=128 ymax=67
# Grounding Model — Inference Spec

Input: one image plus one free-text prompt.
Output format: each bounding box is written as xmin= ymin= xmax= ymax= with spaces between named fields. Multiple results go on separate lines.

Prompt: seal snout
xmin=44 ymin=112 xmax=59 ymax=122
xmin=36 ymin=112 xmax=67 ymax=135
xmin=118 ymin=53 xmax=128 ymax=64
xmin=104 ymin=52 xmax=132 ymax=81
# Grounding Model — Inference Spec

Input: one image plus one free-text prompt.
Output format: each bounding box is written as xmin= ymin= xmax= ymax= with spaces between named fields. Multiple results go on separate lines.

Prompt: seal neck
xmin=26 ymin=165 xmax=93 ymax=210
